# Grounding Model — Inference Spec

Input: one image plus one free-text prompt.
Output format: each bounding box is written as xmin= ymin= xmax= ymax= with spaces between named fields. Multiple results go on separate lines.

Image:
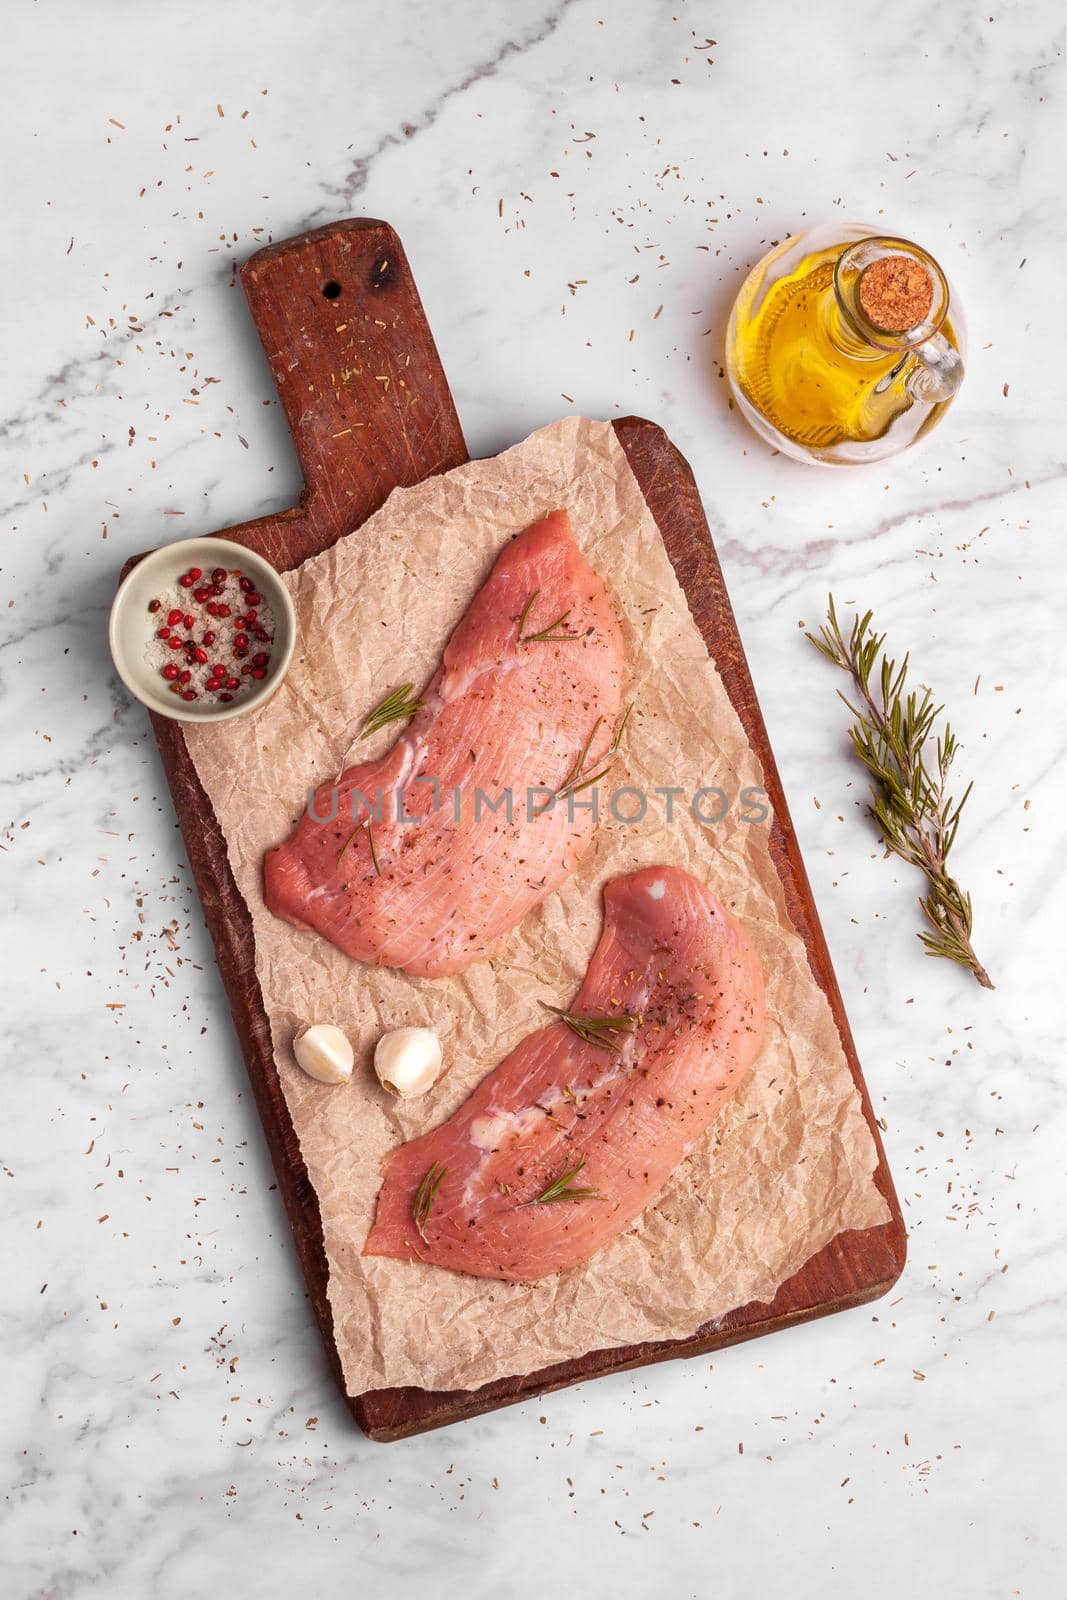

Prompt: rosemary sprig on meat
xmin=556 ymin=702 xmax=634 ymax=797
xmin=520 ymin=1155 xmax=604 ymax=1206
xmin=412 ymin=1162 xmax=447 ymax=1240
xmin=516 ymin=588 xmax=581 ymax=643
xmin=807 ymin=595 xmax=993 ymax=990
xmin=543 ymin=1004 xmax=638 ymax=1052
xmin=361 ymin=682 xmax=423 ymax=738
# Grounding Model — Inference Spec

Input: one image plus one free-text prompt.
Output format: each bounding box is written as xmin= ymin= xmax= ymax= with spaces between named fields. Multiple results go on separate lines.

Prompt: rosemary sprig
xmin=807 ymin=595 xmax=993 ymax=990
xmin=556 ymin=703 xmax=634 ymax=798
xmin=361 ymin=682 xmax=423 ymax=738
xmin=543 ymin=1003 xmax=638 ymax=1052
xmin=519 ymin=1154 xmax=604 ymax=1206
xmin=412 ymin=1162 xmax=447 ymax=1240
xmin=516 ymin=588 xmax=581 ymax=643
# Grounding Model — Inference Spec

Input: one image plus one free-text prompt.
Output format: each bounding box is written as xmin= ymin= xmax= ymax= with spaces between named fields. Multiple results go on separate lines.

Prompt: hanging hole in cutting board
xmin=322 ymin=280 xmax=342 ymax=300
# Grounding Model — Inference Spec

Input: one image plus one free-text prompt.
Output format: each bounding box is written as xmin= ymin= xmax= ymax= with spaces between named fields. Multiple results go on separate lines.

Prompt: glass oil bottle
xmin=725 ymin=224 xmax=965 ymax=466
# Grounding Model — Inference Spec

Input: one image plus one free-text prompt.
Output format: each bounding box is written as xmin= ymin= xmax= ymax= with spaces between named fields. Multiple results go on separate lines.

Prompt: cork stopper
xmin=858 ymin=254 xmax=934 ymax=332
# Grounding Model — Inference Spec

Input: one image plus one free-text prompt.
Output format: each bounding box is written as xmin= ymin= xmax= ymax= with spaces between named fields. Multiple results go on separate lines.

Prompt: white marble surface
xmin=4 ymin=2 xmax=1065 ymax=1595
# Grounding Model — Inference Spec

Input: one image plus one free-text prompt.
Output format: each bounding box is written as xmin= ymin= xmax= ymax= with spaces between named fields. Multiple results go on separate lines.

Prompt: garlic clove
xmin=374 ymin=1026 xmax=443 ymax=1098
xmin=293 ymin=1023 xmax=354 ymax=1085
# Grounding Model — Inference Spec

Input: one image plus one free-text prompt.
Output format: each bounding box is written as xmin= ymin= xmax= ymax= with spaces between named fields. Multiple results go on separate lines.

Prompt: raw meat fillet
xmin=364 ymin=866 xmax=766 ymax=1280
xmin=264 ymin=510 xmax=624 ymax=978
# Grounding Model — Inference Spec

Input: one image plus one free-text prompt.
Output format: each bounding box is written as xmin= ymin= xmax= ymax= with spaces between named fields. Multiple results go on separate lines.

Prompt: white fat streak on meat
xmin=458 ymin=962 xmax=656 ymax=1209
xmin=469 ymin=1105 xmax=545 ymax=1151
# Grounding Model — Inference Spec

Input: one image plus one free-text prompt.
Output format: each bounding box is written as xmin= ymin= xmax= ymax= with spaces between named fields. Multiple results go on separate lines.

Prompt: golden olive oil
xmin=725 ymin=227 xmax=964 ymax=466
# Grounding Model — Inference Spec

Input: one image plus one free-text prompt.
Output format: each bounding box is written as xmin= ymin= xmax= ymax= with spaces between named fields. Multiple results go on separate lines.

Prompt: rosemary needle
xmin=335 ymin=823 xmax=362 ymax=866
xmin=807 ymin=594 xmax=992 ymax=990
xmin=558 ymin=716 xmax=603 ymax=793
xmin=609 ymin=701 xmax=633 ymax=753
xmin=335 ymin=818 xmax=382 ymax=875
xmin=412 ymin=1162 xmax=447 ymax=1240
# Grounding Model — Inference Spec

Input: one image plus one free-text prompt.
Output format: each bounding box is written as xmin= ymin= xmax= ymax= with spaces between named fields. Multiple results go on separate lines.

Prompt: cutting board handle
xmin=239 ymin=219 xmax=467 ymax=561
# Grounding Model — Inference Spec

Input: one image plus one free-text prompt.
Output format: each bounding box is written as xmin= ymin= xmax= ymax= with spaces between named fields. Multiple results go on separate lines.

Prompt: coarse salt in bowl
xmin=108 ymin=536 xmax=297 ymax=724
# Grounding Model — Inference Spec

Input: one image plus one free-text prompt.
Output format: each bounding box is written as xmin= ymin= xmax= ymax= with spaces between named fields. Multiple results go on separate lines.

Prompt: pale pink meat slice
xmin=263 ymin=510 xmax=624 ymax=977
xmin=364 ymin=866 xmax=767 ymax=1280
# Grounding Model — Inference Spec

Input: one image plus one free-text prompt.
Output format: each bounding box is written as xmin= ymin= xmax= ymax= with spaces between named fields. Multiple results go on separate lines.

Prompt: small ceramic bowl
xmin=108 ymin=536 xmax=297 ymax=724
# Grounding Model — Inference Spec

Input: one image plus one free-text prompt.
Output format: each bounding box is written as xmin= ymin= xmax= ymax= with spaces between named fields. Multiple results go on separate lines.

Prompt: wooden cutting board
xmin=124 ymin=218 xmax=905 ymax=1441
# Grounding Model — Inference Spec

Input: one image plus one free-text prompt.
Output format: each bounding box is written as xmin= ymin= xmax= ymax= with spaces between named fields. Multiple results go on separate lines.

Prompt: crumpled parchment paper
xmin=185 ymin=417 xmax=889 ymax=1394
